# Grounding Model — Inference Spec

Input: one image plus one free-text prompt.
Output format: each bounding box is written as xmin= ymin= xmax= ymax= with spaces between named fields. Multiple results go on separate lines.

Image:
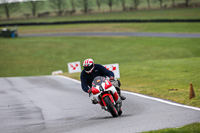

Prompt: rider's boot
xmin=120 ymin=95 xmax=126 ymax=100
xmin=90 ymin=93 xmax=98 ymax=104
xmin=92 ymin=99 xmax=98 ymax=104
xmin=91 ymin=98 xmax=98 ymax=104
xmin=116 ymin=87 xmax=126 ymax=100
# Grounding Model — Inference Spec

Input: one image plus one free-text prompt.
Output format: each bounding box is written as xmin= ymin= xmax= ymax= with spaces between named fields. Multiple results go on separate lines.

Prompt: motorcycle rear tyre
xmin=103 ymin=96 xmax=118 ymax=117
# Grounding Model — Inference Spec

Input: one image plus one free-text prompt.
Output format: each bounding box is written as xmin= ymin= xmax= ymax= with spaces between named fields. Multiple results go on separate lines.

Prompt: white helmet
xmin=83 ymin=58 xmax=94 ymax=74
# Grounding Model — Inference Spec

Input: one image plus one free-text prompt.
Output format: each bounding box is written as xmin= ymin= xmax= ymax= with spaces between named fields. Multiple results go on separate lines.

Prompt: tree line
xmin=0 ymin=0 xmax=195 ymax=19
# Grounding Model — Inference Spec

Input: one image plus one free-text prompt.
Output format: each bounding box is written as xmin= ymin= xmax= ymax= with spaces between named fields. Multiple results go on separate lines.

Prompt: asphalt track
xmin=0 ymin=75 xmax=200 ymax=133
xmin=20 ymin=32 xmax=200 ymax=38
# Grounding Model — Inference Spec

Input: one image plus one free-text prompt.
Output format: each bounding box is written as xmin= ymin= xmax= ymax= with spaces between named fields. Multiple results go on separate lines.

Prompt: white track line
xmin=56 ymin=75 xmax=200 ymax=111
xmin=122 ymin=91 xmax=200 ymax=111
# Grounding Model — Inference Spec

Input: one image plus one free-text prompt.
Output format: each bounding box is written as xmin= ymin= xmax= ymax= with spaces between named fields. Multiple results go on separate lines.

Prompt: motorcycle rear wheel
xmin=103 ymin=96 xmax=118 ymax=117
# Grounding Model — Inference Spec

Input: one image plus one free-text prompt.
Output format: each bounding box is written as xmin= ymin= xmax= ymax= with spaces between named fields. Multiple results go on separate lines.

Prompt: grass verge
xmin=142 ymin=123 xmax=200 ymax=133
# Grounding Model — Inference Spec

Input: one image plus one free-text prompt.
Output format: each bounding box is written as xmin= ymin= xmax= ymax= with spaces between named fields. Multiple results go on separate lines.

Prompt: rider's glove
xmin=109 ymin=76 xmax=114 ymax=81
xmin=88 ymin=89 xmax=92 ymax=97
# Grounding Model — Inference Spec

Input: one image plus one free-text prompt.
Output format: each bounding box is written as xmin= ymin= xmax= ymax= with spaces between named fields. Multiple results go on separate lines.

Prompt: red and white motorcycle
xmin=91 ymin=76 xmax=122 ymax=117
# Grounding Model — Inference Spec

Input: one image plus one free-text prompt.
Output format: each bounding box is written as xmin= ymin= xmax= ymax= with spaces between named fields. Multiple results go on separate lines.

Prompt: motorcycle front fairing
xmin=91 ymin=76 xmax=121 ymax=107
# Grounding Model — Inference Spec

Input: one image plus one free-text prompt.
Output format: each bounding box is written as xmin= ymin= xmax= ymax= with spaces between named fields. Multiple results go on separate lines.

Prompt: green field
xmin=0 ymin=35 xmax=200 ymax=107
xmin=1 ymin=8 xmax=200 ymax=24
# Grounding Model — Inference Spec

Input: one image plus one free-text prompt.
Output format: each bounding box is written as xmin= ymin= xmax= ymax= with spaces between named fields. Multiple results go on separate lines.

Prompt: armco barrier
xmin=0 ymin=19 xmax=200 ymax=27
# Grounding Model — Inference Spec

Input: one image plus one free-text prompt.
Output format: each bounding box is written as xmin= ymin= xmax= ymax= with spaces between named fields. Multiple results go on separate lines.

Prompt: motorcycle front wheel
xmin=103 ymin=96 xmax=118 ymax=117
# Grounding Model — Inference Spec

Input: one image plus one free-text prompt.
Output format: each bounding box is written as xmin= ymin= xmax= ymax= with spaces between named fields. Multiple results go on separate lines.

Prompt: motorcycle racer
xmin=80 ymin=58 xmax=126 ymax=104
